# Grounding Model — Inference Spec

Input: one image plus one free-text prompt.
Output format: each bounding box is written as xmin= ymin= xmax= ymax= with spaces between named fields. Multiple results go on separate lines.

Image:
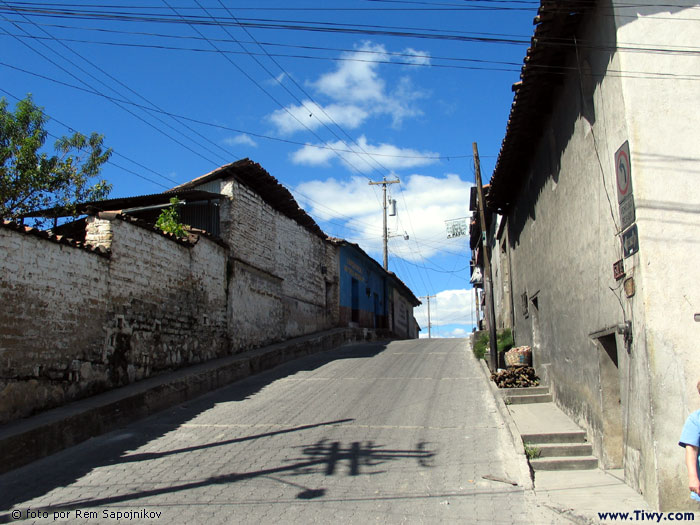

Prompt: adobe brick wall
xmin=0 ymin=175 xmax=344 ymax=425
xmin=223 ymin=180 xmax=338 ymax=351
xmin=0 ymin=217 xmax=229 ymax=424
xmin=0 ymin=181 xmax=342 ymax=424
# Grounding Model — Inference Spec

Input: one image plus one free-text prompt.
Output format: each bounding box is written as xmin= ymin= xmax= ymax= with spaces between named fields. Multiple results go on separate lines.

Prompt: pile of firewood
xmin=491 ymin=367 xmax=540 ymax=388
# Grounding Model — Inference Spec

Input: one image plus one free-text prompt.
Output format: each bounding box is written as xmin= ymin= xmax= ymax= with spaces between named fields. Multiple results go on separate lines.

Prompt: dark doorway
xmin=373 ymin=293 xmax=379 ymax=328
xmin=351 ymin=278 xmax=359 ymax=323
xmin=597 ymin=333 xmax=623 ymax=468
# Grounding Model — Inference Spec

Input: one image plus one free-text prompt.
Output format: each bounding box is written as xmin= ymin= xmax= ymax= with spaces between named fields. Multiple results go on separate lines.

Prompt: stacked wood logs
xmin=491 ymin=367 xmax=540 ymax=388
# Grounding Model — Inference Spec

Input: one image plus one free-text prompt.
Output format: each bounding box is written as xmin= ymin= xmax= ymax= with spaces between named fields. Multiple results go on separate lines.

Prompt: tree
xmin=156 ymin=197 xmax=188 ymax=238
xmin=0 ymin=94 xmax=112 ymax=224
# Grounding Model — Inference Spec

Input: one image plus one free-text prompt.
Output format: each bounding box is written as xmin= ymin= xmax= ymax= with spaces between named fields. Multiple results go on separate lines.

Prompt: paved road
xmin=1 ymin=338 xmax=565 ymax=524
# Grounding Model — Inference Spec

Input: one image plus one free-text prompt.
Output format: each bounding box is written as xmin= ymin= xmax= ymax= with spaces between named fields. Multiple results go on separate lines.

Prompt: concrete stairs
xmin=502 ymin=386 xmax=552 ymax=405
xmin=503 ymin=387 xmax=598 ymax=471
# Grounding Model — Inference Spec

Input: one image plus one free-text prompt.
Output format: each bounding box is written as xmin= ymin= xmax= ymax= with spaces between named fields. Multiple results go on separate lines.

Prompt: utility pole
xmin=419 ymin=294 xmax=436 ymax=338
xmin=369 ymin=177 xmax=400 ymax=270
xmin=474 ymin=287 xmax=481 ymax=329
xmin=473 ymin=142 xmax=499 ymax=371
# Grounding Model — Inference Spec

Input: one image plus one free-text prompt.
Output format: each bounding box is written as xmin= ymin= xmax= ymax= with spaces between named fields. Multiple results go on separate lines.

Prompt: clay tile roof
xmin=488 ymin=0 xmax=591 ymax=212
xmin=1 ymin=220 xmax=110 ymax=257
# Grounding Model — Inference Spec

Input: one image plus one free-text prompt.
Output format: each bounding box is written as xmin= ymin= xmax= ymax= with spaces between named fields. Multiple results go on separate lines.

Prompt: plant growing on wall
xmin=156 ymin=197 xmax=188 ymax=238
xmin=0 ymin=94 xmax=112 ymax=225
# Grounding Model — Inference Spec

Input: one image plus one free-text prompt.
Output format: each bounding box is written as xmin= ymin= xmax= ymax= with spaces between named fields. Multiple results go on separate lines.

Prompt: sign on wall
xmin=613 ymin=259 xmax=625 ymax=280
xmin=622 ymin=224 xmax=639 ymax=258
xmin=615 ymin=141 xmax=636 ymax=230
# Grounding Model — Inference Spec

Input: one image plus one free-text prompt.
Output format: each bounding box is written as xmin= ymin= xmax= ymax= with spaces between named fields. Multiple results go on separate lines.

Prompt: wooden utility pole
xmin=369 ymin=177 xmax=400 ymax=270
xmin=474 ymin=287 xmax=481 ymax=329
xmin=420 ymin=294 xmax=437 ymax=338
xmin=473 ymin=142 xmax=499 ymax=371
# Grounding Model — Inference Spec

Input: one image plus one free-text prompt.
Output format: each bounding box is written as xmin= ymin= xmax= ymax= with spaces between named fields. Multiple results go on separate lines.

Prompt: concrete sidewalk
xmin=479 ymin=360 xmax=653 ymax=524
xmin=0 ymin=327 xmax=376 ymax=475
xmin=508 ymin=402 xmax=651 ymax=524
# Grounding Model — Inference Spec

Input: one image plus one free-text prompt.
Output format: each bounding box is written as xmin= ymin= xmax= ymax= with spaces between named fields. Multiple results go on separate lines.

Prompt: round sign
xmin=616 ymin=148 xmax=630 ymax=197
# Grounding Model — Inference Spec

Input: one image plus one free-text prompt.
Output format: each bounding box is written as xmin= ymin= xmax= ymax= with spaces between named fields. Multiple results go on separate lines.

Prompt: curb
xmin=0 ymin=327 xmax=372 ymax=474
xmin=477 ymin=358 xmax=534 ymax=491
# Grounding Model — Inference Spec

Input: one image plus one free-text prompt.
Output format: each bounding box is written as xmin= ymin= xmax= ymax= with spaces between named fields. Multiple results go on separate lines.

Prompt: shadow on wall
xmin=508 ymin=0 xmax=618 ymax=249
xmin=0 ymin=341 xmax=399 ymax=515
xmin=507 ymin=0 xmax=694 ymax=249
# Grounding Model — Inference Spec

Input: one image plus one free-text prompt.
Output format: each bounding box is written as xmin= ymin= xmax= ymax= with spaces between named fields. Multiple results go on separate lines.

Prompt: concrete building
xmin=486 ymin=0 xmax=700 ymax=510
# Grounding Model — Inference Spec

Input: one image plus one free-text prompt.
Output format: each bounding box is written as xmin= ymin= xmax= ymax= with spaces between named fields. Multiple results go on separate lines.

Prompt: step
xmin=505 ymin=393 xmax=553 ymax=404
xmin=532 ymin=443 xmax=593 ymax=458
xmin=521 ymin=431 xmax=588 ymax=444
xmin=502 ymin=386 xmax=550 ymax=396
xmin=529 ymin=456 xmax=598 ymax=471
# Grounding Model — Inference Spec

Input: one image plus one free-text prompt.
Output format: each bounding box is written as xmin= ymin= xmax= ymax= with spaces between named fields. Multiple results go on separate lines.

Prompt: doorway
xmin=596 ymin=333 xmax=624 ymax=468
xmin=351 ymin=278 xmax=359 ymax=323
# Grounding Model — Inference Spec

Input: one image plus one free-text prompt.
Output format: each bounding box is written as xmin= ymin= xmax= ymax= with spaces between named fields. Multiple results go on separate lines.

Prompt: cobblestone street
xmin=1 ymin=339 xmax=566 ymax=524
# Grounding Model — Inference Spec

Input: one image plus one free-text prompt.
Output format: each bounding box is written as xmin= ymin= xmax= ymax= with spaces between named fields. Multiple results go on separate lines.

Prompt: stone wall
xmin=223 ymin=179 xmax=338 ymax=351
xmin=0 ymin=216 xmax=229 ymax=424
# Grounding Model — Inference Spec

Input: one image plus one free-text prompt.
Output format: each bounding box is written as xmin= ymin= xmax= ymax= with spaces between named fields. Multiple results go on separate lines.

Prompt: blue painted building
xmin=332 ymin=240 xmax=420 ymax=337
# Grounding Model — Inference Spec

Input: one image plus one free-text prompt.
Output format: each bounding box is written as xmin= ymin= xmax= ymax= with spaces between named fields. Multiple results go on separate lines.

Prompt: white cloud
xmin=401 ymin=48 xmax=431 ymax=66
xmin=268 ymin=100 xmax=369 ymax=135
xmin=312 ymin=42 xmax=388 ymax=103
xmin=414 ymin=289 xmax=477 ymax=330
xmin=294 ymin=171 xmax=473 ymax=261
xmin=290 ymin=143 xmax=336 ymax=167
xmin=223 ymin=134 xmax=258 ymax=147
xmin=267 ymin=41 xmax=425 ymax=134
xmin=293 ymin=176 xmax=381 ymax=222
xmin=290 ymin=135 xmax=438 ymax=172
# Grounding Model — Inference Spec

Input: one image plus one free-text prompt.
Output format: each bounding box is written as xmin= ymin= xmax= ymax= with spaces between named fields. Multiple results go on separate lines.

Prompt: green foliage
xmin=0 ymin=94 xmax=112 ymax=224
xmin=473 ymin=332 xmax=489 ymax=360
xmin=156 ymin=197 xmax=188 ymax=238
xmin=497 ymin=328 xmax=514 ymax=353
xmin=473 ymin=328 xmax=513 ymax=360
xmin=524 ymin=443 xmax=541 ymax=460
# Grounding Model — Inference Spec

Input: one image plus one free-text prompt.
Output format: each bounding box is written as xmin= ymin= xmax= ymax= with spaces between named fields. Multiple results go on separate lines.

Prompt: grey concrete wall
xmin=391 ymin=288 xmax=413 ymax=339
xmin=499 ymin=0 xmax=700 ymax=510
xmin=489 ymin=214 xmax=513 ymax=331
xmin=613 ymin=0 xmax=700 ymax=511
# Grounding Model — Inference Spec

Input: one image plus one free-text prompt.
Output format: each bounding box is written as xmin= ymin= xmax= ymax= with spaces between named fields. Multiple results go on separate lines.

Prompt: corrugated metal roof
xmin=172 ymin=158 xmax=327 ymax=240
xmin=488 ymin=0 xmax=591 ymax=212
xmin=21 ymin=189 xmax=224 ymax=218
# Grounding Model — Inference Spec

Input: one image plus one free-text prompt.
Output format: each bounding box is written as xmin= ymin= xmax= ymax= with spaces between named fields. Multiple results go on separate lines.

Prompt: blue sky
xmin=0 ymin=1 xmax=539 ymax=338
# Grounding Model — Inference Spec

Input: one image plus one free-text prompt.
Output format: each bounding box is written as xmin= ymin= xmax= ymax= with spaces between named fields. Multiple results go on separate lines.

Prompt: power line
xmin=0 ymin=3 xmax=239 ymax=167
xmin=0 ymin=9 xmax=229 ymax=169
xmin=0 ymin=87 xmax=173 ymax=189
xmin=0 ymin=60 xmax=479 ymax=161
xmin=204 ymin=0 xmax=391 ymax=182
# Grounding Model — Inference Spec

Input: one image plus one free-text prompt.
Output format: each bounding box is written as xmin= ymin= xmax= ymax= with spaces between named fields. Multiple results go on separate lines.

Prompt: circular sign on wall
xmin=615 ymin=141 xmax=632 ymax=203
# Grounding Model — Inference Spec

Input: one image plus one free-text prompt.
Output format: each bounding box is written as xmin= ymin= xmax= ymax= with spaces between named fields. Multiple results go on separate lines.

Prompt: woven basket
xmin=504 ymin=346 xmax=532 ymax=367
